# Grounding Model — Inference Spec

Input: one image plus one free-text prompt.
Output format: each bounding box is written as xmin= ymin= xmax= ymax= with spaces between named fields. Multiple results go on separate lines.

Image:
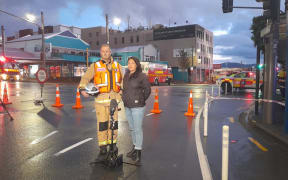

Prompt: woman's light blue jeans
xmin=125 ymin=106 xmax=146 ymax=150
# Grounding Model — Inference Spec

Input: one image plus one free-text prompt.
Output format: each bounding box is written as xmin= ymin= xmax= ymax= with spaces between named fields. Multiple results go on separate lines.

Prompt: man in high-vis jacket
xmin=78 ymin=44 xmax=123 ymax=160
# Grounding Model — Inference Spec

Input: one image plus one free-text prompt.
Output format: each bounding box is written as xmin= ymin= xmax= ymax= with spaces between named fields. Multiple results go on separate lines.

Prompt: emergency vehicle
xmin=0 ymin=56 xmax=21 ymax=81
xmin=277 ymin=69 xmax=286 ymax=97
xmin=217 ymin=71 xmax=263 ymax=92
xmin=140 ymin=62 xmax=173 ymax=85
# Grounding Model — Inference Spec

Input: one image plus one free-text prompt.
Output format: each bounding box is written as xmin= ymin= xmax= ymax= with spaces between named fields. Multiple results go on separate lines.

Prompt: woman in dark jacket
xmin=122 ymin=57 xmax=151 ymax=165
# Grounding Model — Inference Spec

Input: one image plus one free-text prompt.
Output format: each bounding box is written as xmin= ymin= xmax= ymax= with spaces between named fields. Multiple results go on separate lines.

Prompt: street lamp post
xmin=0 ymin=9 xmax=45 ymax=66
xmin=285 ymin=0 xmax=288 ymax=133
xmin=1 ymin=25 xmax=5 ymax=57
xmin=40 ymin=11 xmax=45 ymax=67
xmin=106 ymin=14 xmax=109 ymax=44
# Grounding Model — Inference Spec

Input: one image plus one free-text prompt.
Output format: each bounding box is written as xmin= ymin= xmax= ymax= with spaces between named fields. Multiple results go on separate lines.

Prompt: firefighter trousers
xmin=95 ymin=92 xmax=121 ymax=147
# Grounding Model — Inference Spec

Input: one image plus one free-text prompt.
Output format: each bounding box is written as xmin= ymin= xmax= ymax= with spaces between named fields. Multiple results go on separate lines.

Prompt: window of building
xmin=89 ymin=41 xmax=92 ymax=45
xmin=96 ymin=32 xmax=99 ymax=37
xmin=96 ymin=41 xmax=99 ymax=46
xmin=130 ymin=36 xmax=134 ymax=43
xmin=114 ymin=38 xmax=118 ymax=45
xmin=89 ymin=32 xmax=92 ymax=37
xmin=122 ymin=37 xmax=125 ymax=44
xmin=136 ymin=35 xmax=139 ymax=43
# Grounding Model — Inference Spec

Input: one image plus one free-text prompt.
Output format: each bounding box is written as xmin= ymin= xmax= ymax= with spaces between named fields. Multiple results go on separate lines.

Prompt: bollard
xmin=205 ymin=90 xmax=208 ymax=103
xmin=218 ymin=84 xmax=221 ymax=97
xmin=211 ymin=85 xmax=214 ymax=97
xmin=231 ymin=81 xmax=234 ymax=94
xmin=204 ymin=100 xmax=208 ymax=137
xmin=222 ymin=125 xmax=229 ymax=180
xmin=225 ymin=83 xmax=227 ymax=95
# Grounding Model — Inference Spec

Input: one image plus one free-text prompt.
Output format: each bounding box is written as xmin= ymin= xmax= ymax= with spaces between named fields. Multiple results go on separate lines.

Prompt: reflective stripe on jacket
xmin=94 ymin=61 xmax=122 ymax=93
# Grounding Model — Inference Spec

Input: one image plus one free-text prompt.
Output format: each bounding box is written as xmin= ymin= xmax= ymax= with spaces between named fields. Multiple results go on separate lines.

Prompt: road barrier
xmin=222 ymin=125 xmax=229 ymax=180
xmin=210 ymin=96 xmax=285 ymax=107
xmin=52 ymin=84 xmax=64 ymax=107
xmin=3 ymin=84 xmax=12 ymax=105
xmin=204 ymin=99 xmax=208 ymax=137
xmin=185 ymin=90 xmax=195 ymax=117
xmin=72 ymin=88 xmax=83 ymax=109
xmin=151 ymin=88 xmax=162 ymax=114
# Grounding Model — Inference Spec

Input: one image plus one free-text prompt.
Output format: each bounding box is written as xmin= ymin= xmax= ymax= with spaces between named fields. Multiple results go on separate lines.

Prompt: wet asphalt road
xmin=0 ymin=82 xmax=287 ymax=180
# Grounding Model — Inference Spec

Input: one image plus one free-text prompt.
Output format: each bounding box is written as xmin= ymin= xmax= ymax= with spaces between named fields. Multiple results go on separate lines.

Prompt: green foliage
xmin=250 ymin=15 xmax=267 ymax=52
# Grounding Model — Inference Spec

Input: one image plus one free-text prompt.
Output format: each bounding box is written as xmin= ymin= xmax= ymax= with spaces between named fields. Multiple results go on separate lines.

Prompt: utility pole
xmin=255 ymin=46 xmax=261 ymax=115
xmin=86 ymin=48 xmax=89 ymax=67
xmin=263 ymin=0 xmax=280 ymax=124
xmin=1 ymin=25 xmax=5 ymax=56
xmin=41 ymin=11 xmax=45 ymax=67
xmin=127 ymin=15 xmax=130 ymax=30
xmin=105 ymin=14 xmax=109 ymax=44
xmin=285 ymin=0 xmax=288 ymax=133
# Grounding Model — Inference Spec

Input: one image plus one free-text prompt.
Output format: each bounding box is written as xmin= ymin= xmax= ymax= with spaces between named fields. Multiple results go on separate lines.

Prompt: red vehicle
xmin=140 ymin=62 xmax=173 ymax=85
xmin=0 ymin=56 xmax=21 ymax=81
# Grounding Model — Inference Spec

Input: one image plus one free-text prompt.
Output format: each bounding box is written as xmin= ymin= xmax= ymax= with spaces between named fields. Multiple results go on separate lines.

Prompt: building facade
xmin=82 ymin=24 xmax=213 ymax=82
xmin=5 ymin=30 xmax=92 ymax=78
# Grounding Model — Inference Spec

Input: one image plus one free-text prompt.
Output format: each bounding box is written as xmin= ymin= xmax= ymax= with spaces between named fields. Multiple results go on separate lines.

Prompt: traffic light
xmin=256 ymin=0 xmax=280 ymax=21
xmin=222 ymin=0 xmax=233 ymax=13
xmin=257 ymin=63 xmax=264 ymax=70
xmin=0 ymin=56 xmax=6 ymax=62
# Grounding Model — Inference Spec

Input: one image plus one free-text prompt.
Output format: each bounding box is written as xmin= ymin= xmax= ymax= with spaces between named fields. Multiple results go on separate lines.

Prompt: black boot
xmin=126 ymin=145 xmax=135 ymax=158
xmin=96 ymin=145 xmax=107 ymax=161
xmin=132 ymin=150 xmax=141 ymax=165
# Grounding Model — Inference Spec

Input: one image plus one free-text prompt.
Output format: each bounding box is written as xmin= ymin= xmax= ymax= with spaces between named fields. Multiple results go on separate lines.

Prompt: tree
xmin=250 ymin=15 xmax=267 ymax=52
xmin=178 ymin=49 xmax=192 ymax=70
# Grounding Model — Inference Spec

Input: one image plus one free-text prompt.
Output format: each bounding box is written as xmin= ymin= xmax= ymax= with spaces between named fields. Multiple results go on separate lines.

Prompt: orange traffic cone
xmin=184 ymin=90 xmax=195 ymax=117
xmin=72 ymin=88 xmax=83 ymax=109
xmin=3 ymin=84 xmax=12 ymax=105
xmin=151 ymin=88 xmax=162 ymax=114
xmin=52 ymin=84 xmax=64 ymax=107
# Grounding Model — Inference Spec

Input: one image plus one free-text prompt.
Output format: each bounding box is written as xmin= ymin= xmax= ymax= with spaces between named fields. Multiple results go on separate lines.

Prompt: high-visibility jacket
xmin=94 ymin=60 xmax=122 ymax=93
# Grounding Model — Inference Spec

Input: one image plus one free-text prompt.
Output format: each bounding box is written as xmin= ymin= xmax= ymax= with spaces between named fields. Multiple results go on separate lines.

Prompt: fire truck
xmin=217 ymin=71 xmax=263 ymax=92
xmin=140 ymin=62 xmax=173 ymax=85
xmin=0 ymin=56 xmax=21 ymax=81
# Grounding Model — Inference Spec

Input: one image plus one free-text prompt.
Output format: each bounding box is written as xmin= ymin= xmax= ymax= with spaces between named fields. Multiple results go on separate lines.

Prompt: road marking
xmin=248 ymin=137 xmax=268 ymax=152
xmin=31 ymin=131 xmax=58 ymax=145
xmin=145 ymin=113 xmax=154 ymax=117
xmin=54 ymin=138 xmax=93 ymax=156
xmin=195 ymin=104 xmax=213 ymax=180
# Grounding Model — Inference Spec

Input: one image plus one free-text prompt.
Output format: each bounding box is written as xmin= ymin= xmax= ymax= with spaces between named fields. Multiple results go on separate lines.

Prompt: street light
xmin=113 ymin=17 xmax=121 ymax=29
xmin=0 ymin=9 xmax=45 ymax=66
xmin=25 ymin=13 xmax=36 ymax=23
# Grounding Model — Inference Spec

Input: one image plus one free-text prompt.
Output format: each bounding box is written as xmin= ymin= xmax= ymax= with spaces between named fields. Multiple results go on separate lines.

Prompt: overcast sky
xmin=0 ymin=0 xmax=285 ymax=64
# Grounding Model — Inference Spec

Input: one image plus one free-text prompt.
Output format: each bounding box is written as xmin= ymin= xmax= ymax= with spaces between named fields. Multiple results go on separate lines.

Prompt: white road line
xmin=31 ymin=131 xmax=58 ymax=145
xmin=145 ymin=113 xmax=154 ymax=117
xmin=195 ymin=105 xmax=213 ymax=180
xmin=54 ymin=138 xmax=93 ymax=156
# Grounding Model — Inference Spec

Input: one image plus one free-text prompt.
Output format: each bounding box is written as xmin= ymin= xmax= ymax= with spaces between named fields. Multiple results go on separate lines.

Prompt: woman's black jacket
xmin=122 ymin=72 xmax=151 ymax=108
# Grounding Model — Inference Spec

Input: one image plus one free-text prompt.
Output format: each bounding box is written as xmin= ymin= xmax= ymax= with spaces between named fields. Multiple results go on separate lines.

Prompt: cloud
xmin=0 ymin=0 xmax=275 ymax=64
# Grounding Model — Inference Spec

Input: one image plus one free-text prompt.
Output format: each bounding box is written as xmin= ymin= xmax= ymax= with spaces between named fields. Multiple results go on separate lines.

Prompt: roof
xmin=7 ymin=30 xmax=89 ymax=51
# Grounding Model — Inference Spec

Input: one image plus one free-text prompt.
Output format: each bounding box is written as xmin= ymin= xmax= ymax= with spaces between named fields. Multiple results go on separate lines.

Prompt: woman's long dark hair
xmin=127 ymin=57 xmax=142 ymax=77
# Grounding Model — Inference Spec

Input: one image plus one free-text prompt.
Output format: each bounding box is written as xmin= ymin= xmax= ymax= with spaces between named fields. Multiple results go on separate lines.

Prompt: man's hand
xmin=81 ymin=91 xmax=89 ymax=98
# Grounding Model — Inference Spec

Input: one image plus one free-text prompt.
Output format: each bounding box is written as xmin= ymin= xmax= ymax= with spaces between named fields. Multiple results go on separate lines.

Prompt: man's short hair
xmin=100 ymin=44 xmax=111 ymax=50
